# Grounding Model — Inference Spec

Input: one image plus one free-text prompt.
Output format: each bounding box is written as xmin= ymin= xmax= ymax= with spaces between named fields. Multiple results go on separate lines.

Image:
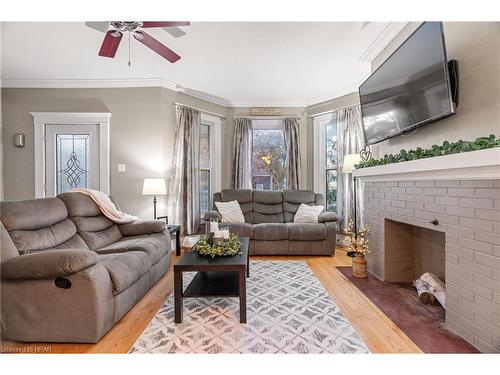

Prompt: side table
xmin=167 ymin=225 xmax=181 ymax=256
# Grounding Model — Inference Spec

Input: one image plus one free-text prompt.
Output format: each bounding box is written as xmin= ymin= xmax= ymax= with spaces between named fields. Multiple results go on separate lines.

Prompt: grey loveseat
xmin=0 ymin=192 xmax=171 ymax=343
xmin=204 ymin=189 xmax=338 ymax=256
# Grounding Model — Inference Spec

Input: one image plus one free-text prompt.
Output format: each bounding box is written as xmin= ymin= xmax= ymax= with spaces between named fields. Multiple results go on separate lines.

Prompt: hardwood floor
xmin=1 ymin=248 xmax=422 ymax=354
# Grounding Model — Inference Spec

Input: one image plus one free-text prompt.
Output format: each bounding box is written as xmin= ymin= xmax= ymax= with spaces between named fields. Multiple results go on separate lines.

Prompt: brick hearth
xmin=362 ymin=179 xmax=500 ymax=353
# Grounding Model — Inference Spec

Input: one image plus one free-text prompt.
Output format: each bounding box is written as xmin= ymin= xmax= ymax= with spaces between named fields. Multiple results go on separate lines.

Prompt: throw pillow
xmin=215 ymin=200 xmax=245 ymax=223
xmin=293 ymin=203 xmax=325 ymax=223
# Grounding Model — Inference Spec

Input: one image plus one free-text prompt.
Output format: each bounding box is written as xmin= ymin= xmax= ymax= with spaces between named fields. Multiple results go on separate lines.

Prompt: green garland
xmin=193 ymin=233 xmax=242 ymax=258
xmin=355 ymin=134 xmax=500 ymax=169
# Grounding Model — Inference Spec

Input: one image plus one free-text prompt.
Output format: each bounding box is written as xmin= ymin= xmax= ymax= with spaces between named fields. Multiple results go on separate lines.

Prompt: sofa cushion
xmin=227 ymin=223 xmax=253 ymax=239
xmin=78 ymin=225 xmax=123 ymax=251
xmin=283 ymin=190 xmax=317 ymax=222
xmin=293 ymin=203 xmax=324 ymax=223
xmin=287 ymin=223 xmax=327 ymax=241
xmin=96 ymin=232 xmax=170 ymax=264
xmin=215 ymin=200 xmax=245 ymax=223
xmin=58 ymin=192 xmax=102 ymax=217
xmin=253 ymin=223 xmax=288 ymax=240
xmin=252 ymin=191 xmax=284 ymax=224
xmin=220 ymin=189 xmax=253 ymax=223
xmin=0 ymin=198 xmax=68 ymax=231
xmin=9 ymin=219 xmax=78 ymax=254
xmin=98 ymin=251 xmax=152 ymax=295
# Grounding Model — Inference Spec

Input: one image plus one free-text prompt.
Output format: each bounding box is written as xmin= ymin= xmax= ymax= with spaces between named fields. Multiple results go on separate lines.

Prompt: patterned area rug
xmin=130 ymin=261 xmax=368 ymax=354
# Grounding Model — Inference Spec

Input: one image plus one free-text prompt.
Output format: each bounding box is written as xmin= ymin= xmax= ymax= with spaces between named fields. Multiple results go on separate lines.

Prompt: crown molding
xmin=1 ymin=78 xmax=179 ymax=91
xmin=177 ymin=86 xmax=231 ymax=108
xmin=305 ymin=83 xmax=361 ymax=108
xmin=358 ymin=22 xmax=410 ymax=63
xmin=1 ymin=77 xmax=234 ymax=107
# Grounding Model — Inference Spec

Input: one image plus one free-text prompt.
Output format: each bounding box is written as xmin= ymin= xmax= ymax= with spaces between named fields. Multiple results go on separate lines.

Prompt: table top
xmin=174 ymin=237 xmax=249 ymax=269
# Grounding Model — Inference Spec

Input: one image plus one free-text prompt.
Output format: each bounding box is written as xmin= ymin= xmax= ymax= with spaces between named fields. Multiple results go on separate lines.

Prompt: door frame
xmin=31 ymin=112 xmax=111 ymax=198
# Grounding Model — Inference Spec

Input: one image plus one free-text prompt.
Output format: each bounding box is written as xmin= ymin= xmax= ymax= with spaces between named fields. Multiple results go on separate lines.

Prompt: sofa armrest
xmin=318 ymin=212 xmax=339 ymax=223
xmin=204 ymin=210 xmax=222 ymax=221
xmin=118 ymin=220 xmax=166 ymax=236
xmin=1 ymin=249 xmax=98 ymax=280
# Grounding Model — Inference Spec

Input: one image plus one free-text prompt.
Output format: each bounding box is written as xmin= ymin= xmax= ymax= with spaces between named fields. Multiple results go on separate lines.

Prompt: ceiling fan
xmin=85 ymin=21 xmax=190 ymax=63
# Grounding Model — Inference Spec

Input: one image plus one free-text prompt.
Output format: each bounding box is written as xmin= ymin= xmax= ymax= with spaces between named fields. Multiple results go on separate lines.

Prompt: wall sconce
xmin=14 ymin=134 xmax=25 ymax=148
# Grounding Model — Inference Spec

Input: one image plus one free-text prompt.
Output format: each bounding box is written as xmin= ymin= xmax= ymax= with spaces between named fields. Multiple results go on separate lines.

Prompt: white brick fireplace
xmin=353 ymin=148 xmax=500 ymax=353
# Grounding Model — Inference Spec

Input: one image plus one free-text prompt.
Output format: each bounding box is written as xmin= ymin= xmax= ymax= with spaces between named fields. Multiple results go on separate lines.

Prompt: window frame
xmin=313 ymin=112 xmax=338 ymax=212
xmin=199 ymin=113 xmax=221 ymax=218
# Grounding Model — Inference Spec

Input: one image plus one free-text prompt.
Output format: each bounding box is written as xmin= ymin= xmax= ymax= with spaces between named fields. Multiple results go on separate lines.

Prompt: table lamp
xmin=142 ymin=178 xmax=166 ymax=219
xmin=342 ymin=153 xmax=361 ymax=257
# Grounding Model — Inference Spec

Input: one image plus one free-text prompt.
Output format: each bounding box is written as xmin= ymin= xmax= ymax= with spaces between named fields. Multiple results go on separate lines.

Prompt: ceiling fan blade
xmin=134 ymin=31 xmax=181 ymax=63
xmin=98 ymin=31 xmax=123 ymax=58
xmin=141 ymin=21 xmax=190 ymax=28
xmin=163 ymin=26 xmax=186 ymax=38
xmin=85 ymin=21 xmax=109 ymax=33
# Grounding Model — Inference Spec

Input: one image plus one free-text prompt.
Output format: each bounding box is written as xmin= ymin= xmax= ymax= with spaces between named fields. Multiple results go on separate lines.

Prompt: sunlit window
xmin=251 ymin=120 xmax=286 ymax=191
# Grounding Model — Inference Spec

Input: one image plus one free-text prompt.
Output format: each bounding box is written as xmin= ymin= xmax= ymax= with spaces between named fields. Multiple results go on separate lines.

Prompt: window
xmin=251 ymin=120 xmax=286 ymax=191
xmin=313 ymin=113 xmax=338 ymax=212
xmin=198 ymin=113 xmax=222 ymax=218
xmin=199 ymin=124 xmax=211 ymax=216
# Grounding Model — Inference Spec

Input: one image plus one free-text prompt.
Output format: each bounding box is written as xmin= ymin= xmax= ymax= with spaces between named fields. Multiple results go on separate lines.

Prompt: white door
xmin=45 ymin=124 xmax=100 ymax=197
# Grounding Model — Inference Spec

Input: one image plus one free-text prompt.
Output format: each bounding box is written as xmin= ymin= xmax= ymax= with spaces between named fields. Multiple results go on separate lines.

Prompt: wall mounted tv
xmin=359 ymin=22 xmax=458 ymax=145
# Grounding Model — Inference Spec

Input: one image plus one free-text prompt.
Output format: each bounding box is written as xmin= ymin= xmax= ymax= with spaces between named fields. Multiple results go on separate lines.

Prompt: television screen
xmin=359 ymin=22 xmax=456 ymax=145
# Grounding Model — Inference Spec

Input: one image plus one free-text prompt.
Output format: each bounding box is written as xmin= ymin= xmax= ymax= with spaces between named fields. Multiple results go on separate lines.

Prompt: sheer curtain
xmin=284 ymin=118 xmax=301 ymax=189
xmin=232 ymin=118 xmax=253 ymax=189
xmin=336 ymin=105 xmax=365 ymax=233
xmin=167 ymin=106 xmax=201 ymax=235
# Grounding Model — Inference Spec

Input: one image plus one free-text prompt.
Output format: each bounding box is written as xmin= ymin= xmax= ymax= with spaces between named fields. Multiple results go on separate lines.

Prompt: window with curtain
xmin=313 ymin=113 xmax=338 ymax=212
xmin=251 ymin=120 xmax=287 ymax=191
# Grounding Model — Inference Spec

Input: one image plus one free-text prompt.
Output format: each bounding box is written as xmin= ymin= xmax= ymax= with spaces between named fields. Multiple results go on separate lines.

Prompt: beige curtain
xmin=336 ymin=105 xmax=365 ymax=233
xmin=284 ymin=118 xmax=301 ymax=189
xmin=232 ymin=118 xmax=253 ymax=189
xmin=167 ymin=106 xmax=201 ymax=235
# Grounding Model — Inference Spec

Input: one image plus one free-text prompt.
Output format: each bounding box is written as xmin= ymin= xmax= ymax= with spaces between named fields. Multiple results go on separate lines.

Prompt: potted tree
xmin=344 ymin=220 xmax=370 ymax=278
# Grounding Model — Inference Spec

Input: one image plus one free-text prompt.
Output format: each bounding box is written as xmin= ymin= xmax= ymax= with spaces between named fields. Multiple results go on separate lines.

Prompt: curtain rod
xmin=174 ymin=102 xmax=227 ymax=119
xmin=234 ymin=115 xmax=302 ymax=120
xmin=307 ymin=103 xmax=360 ymax=118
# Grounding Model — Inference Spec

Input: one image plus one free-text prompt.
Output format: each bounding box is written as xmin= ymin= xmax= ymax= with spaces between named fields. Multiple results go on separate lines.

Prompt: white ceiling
xmin=0 ymin=22 xmax=407 ymax=107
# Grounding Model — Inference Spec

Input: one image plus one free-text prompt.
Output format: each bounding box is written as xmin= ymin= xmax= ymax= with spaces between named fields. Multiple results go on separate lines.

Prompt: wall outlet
xmin=117 ymin=164 xmax=126 ymax=172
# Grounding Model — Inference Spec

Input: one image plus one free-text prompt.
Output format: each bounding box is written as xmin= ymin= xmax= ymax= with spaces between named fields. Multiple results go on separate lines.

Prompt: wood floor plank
xmin=1 ymin=248 xmax=421 ymax=354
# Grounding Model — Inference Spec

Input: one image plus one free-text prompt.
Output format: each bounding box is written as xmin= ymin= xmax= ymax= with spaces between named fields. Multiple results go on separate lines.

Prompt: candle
xmin=222 ymin=229 xmax=230 ymax=239
xmin=214 ymin=230 xmax=222 ymax=238
xmin=210 ymin=221 xmax=219 ymax=233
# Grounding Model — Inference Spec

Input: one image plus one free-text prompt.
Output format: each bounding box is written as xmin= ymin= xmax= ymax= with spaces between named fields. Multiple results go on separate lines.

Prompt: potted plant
xmin=344 ymin=219 xmax=370 ymax=278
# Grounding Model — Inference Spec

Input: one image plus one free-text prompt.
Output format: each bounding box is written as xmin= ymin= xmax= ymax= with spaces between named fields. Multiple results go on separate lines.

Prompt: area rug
xmin=130 ymin=261 xmax=369 ymax=354
xmin=336 ymin=266 xmax=479 ymax=353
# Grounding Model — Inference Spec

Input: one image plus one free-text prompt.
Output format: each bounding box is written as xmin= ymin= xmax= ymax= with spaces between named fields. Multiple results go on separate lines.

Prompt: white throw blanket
xmin=69 ymin=188 xmax=138 ymax=224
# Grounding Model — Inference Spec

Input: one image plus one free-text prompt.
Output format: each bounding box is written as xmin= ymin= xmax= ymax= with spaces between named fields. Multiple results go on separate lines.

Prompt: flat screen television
xmin=359 ymin=22 xmax=457 ymax=145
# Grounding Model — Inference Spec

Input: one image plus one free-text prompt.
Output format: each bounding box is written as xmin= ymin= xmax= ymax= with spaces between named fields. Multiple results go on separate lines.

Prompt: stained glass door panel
xmin=45 ymin=124 xmax=100 ymax=196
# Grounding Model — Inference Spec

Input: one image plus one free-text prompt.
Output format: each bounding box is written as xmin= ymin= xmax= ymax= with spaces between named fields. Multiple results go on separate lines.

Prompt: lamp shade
xmin=342 ymin=153 xmax=362 ymax=174
xmin=142 ymin=178 xmax=167 ymax=195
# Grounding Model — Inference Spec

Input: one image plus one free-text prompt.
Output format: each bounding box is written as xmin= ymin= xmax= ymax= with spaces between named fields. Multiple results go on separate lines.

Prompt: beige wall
xmin=1 ymin=87 xmax=228 ymax=219
xmin=370 ymin=22 xmax=500 ymax=158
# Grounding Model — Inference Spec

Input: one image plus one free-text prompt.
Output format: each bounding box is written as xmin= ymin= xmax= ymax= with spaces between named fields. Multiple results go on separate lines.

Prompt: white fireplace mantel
xmin=352 ymin=148 xmax=500 ymax=182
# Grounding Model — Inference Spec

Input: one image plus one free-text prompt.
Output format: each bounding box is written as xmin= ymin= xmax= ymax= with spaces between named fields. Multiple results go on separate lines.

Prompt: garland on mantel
xmin=355 ymin=134 xmax=500 ymax=169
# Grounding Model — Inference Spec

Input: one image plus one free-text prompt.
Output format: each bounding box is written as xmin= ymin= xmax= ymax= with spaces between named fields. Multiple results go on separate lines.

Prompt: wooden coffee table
xmin=174 ymin=237 xmax=249 ymax=324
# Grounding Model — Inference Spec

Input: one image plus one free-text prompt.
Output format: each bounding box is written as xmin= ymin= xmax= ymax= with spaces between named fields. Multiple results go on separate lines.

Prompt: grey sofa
xmin=0 ymin=192 xmax=171 ymax=343
xmin=204 ymin=189 xmax=338 ymax=256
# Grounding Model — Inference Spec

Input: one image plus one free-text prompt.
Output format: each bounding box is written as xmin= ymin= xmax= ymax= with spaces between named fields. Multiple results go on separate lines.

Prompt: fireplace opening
xmin=384 ymin=219 xmax=446 ymax=300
